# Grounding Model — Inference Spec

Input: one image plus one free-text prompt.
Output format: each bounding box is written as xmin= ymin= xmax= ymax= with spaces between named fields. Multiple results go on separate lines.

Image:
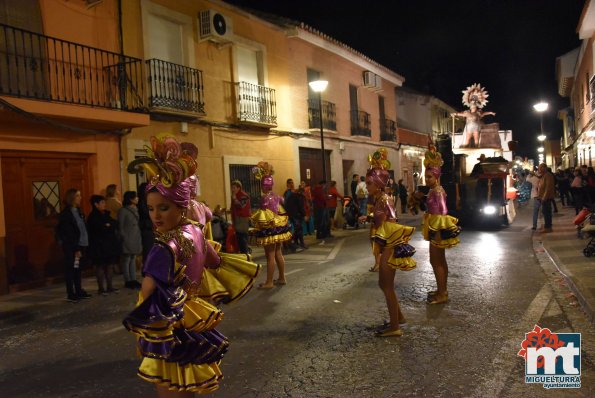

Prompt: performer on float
xmin=418 ymin=143 xmax=461 ymax=305
xmin=451 ymin=83 xmax=495 ymax=148
xmin=359 ymin=148 xmax=416 ymax=337
xmin=123 ymin=134 xmax=260 ymax=397
xmin=250 ymin=162 xmax=292 ymax=289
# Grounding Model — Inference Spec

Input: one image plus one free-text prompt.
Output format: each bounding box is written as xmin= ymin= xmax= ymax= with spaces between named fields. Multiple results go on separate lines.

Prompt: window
xmin=32 ymin=181 xmax=60 ymax=220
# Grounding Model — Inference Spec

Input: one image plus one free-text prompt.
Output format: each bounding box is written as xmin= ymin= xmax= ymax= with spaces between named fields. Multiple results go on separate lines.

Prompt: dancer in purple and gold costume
xmin=419 ymin=143 xmax=461 ymax=305
xmin=359 ymin=148 xmax=416 ymax=337
xmin=249 ymin=162 xmax=292 ymax=289
xmin=123 ymin=134 xmax=260 ymax=397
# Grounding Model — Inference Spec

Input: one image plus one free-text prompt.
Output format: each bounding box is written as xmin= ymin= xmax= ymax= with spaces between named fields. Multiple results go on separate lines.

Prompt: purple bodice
xmin=427 ymin=188 xmax=447 ymax=215
xmin=370 ymin=193 xmax=397 ymax=229
xmin=260 ymin=192 xmax=283 ymax=214
xmin=145 ymin=223 xmax=220 ymax=287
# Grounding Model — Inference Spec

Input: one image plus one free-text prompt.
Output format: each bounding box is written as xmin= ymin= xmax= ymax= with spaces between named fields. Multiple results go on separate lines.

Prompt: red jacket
xmin=231 ymin=190 xmax=251 ymax=218
xmin=325 ymin=186 xmax=343 ymax=208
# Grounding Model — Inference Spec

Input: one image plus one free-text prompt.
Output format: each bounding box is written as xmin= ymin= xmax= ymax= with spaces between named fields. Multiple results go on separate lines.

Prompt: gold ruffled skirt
xmin=249 ymin=208 xmax=292 ymax=246
xmin=422 ymin=213 xmax=461 ymax=249
xmin=371 ymin=221 xmax=416 ymax=271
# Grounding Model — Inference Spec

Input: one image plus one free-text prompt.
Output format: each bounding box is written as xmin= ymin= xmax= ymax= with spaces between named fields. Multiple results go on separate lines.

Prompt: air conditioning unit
xmin=199 ymin=10 xmax=233 ymax=43
xmin=363 ymin=71 xmax=382 ymax=91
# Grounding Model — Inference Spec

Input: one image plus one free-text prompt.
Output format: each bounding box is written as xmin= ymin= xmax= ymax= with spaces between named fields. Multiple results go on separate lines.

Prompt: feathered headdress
xmin=366 ymin=148 xmax=391 ymax=187
xmin=127 ymin=134 xmax=198 ymax=188
xmin=424 ymin=142 xmax=443 ymax=178
xmin=462 ymin=83 xmax=489 ymax=109
xmin=127 ymin=134 xmax=198 ymax=208
xmin=251 ymin=161 xmax=274 ymax=180
xmin=368 ymin=148 xmax=391 ymax=171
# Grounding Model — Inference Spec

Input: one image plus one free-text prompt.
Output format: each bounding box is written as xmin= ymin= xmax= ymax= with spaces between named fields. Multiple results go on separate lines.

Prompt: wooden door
xmin=1 ymin=152 xmax=90 ymax=287
xmin=299 ymin=147 xmax=331 ymax=186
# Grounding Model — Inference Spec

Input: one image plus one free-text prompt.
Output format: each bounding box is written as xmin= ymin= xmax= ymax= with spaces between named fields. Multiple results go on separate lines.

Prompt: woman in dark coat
xmin=56 ymin=188 xmax=91 ymax=302
xmin=86 ymin=195 xmax=120 ymax=295
xmin=137 ymin=183 xmax=155 ymax=264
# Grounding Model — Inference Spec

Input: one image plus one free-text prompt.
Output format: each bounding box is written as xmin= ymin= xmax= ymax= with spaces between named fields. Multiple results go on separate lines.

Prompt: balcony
xmin=146 ymin=59 xmax=205 ymax=116
xmin=350 ymin=110 xmax=371 ymax=137
xmin=380 ymin=118 xmax=397 ymax=141
xmin=235 ymin=81 xmax=277 ymax=126
xmin=0 ymin=23 xmax=145 ymax=113
xmin=308 ymin=99 xmax=336 ymax=131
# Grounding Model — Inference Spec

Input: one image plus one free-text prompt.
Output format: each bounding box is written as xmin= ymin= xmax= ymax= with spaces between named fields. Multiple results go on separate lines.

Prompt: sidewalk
xmin=526 ymin=201 xmax=595 ymax=323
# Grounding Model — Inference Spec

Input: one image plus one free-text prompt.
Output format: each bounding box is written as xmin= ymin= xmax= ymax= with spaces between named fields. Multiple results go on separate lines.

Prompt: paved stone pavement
xmin=527 ymin=202 xmax=595 ymax=322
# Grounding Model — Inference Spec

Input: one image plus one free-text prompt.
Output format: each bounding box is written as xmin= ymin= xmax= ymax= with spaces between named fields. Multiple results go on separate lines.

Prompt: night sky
xmin=226 ymin=0 xmax=584 ymax=157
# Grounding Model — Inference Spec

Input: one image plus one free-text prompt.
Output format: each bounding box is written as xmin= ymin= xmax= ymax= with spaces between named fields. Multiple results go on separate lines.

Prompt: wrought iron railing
xmin=308 ymin=98 xmax=336 ymax=131
xmin=146 ymin=59 xmax=205 ymax=115
xmin=236 ymin=81 xmax=277 ymax=125
xmin=350 ymin=110 xmax=371 ymax=137
xmin=380 ymin=118 xmax=397 ymax=141
xmin=0 ymin=23 xmax=145 ymax=111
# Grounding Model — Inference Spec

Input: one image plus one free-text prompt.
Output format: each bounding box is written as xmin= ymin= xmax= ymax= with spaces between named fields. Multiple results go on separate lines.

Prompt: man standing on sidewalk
xmin=231 ymin=180 xmax=251 ymax=254
xmin=527 ymin=170 xmax=541 ymax=230
xmin=538 ymin=163 xmax=555 ymax=233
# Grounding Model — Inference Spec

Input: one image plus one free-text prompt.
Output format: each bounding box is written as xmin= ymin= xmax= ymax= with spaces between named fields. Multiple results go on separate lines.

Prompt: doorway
xmin=1 ymin=151 xmax=90 ymax=290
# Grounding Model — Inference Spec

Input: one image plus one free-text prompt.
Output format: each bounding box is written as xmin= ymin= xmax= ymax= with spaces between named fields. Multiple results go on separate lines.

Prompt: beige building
xmin=557 ymin=1 xmax=595 ymax=168
xmin=121 ymin=0 xmax=404 ymax=208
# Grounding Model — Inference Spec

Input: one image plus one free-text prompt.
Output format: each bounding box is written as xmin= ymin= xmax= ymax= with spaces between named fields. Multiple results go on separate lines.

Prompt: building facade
xmin=121 ymin=0 xmax=404 ymax=208
xmin=0 ymin=0 xmax=150 ymax=293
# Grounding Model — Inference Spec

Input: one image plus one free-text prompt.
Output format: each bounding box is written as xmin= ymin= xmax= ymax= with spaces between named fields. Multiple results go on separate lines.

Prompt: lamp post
xmin=533 ymin=101 xmax=548 ymax=141
xmin=309 ymin=80 xmax=329 ymax=182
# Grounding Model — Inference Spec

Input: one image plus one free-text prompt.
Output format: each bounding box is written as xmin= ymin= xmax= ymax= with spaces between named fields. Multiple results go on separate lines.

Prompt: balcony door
xmin=147 ymin=14 xmax=184 ymax=65
xmin=236 ymin=46 xmax=261 ymax=85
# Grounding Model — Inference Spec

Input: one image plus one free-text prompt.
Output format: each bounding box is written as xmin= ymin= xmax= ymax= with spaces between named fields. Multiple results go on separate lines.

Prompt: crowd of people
xmin=55 ymin=184 xmax=152 ymax=302
xmin=513 ymin=164 xmax=595 ymax=233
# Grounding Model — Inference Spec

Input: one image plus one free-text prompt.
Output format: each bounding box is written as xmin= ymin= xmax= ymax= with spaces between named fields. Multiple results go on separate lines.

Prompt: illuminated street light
xmin=533 ymin=101 xmax=548 ymax=144
xmin=309 ymin=80 xmax=329 ymax=182
xmin=537 ymin=147 xmax=544 ymax=153
xmin=533 ymin=102 xmax=549 ymax=112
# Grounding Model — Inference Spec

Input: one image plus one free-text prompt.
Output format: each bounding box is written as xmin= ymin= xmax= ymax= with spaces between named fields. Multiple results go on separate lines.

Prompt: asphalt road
xmin=1 ymin=210 xmax=594 ymax=397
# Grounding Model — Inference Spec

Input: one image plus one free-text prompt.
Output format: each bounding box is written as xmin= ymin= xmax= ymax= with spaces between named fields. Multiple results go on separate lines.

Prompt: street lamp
xmin=533 ymin=101 xmax=548 ymax=141
xmin=537 ymin=147 xmax=544 ymax=153
xmin=309 ymin=80 xmax=329 ymax=182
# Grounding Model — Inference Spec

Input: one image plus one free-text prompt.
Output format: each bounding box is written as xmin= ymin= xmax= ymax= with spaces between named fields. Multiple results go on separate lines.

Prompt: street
xmin=1 ymin=206 xmax=594 ymax=398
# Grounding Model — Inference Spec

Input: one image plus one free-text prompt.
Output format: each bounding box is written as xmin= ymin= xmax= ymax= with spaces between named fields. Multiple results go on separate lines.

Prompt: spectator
xmin=350 ymin=174 xmax=359 ymax=202
xmin=587 ymin=166 xmax=595 ymax=206
xmin=86 ymin=195 xmax=119 ymax=295
xmin=231 ymin=180 xmax=251 ymax=254
xmin=300 ymin=180 xmax=314 ymax=235
xmin=547 ymin=167 xmax=559 ymax=213
xmin=571 ymin=167 xmax=587 ymax=215
xmin=137 ymin=183 xmax=155 ymax=264
xmin=286 ymin=186 xmax=307 ymax=249
xmin=56 ymin=188 xmax=91 ymax=302
xmin=397 ymin=179 xmax=408 ymax=214
xmin=356 ymin=176 xmax=368 ymax=218
xmin=105 ymin=184 xmax=122 ymax=220
xmin=526 ymin=170 xmax=542 ymax=230
xmin=118 ymin=191 xmax=142 ymax=289
xmin=326 ymin=180 xmax=344 ymax=228
xmin=312 ymin=180 xmax=330 ymax=240
xmin=555 ymin=169 xmax=571 ymax=207
xmin=538 ymin=163 xmax=555 ymax=233
xmin=284 ymin=178 xmax=295 ymax=202
xmin=211 ymin=205 xmax=229 ymax=247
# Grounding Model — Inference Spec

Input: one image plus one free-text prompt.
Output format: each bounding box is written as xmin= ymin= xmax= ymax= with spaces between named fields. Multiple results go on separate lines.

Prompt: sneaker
xmin=66 ymin=295 xmax=79 ymax=303
xmin=531 ymin=227 xmax=537 ymax=230
xmin=98 ymin=289 xmax=108 ymax=296
xmin=540 ymin=228 xmax=553 ymax=233
xmin=107 ymin=288 xmax=120 ymax=294
xmin=77 ymin=291 xmax=92 ymax=299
